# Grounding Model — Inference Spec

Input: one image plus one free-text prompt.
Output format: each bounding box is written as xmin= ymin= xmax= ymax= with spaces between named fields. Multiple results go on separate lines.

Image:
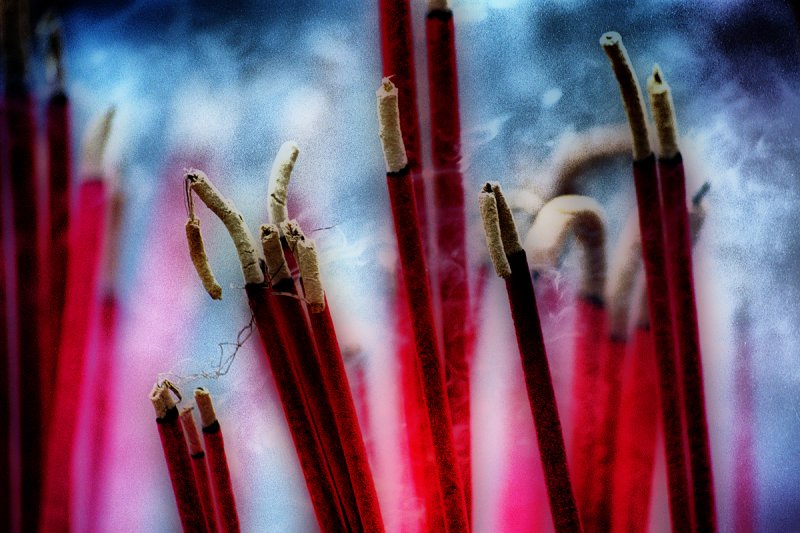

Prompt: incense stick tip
xmin=600 ymin=31 xmax=622 ymax=49
xmin=491 ymin=183 xmax=523 ymax=255
xmin=150 ymin=381 xmax=179 ymax=419
xmin=478 ymin=184 xmax=512 ymax=278
xmin=646 ymin=64 xmax=679 ymax=158
xmin=269 ymin=141 xmax=301 ymax=226
xmin=82 ymin=106 xmax=116 ymax=176
xmin=376 ymin=78 xmax=408 ymax=173
xmin=194 ymin=388 xmax=218 ymax=428
xmin=296 ymin=238 xmax=326 ymax=313
xmin=260 ymin=223 xmax=291 ymax=284
xmin=692 ymin=181 xmax=711 ymax=206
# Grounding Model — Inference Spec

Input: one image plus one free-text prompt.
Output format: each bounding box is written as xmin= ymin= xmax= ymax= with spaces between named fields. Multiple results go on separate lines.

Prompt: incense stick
xmin=377 ymin=78 xmax=469 ymax=532
xmin=42 ymin=17 xmax=72 ymax=410
xmin=648 ymin=65 xmax=717 ymax=532
xmin=194 ymin=390 xmax=240 ymax=533
xmin=186 ymin=171 xmax=345 ymax=531
xmin=479 ymin=182 xmax=582 ymax=533
xmin=149 ymin=383 xmax=206 ymax=531
xmin=2 ymin=2 xmax=43 ymax=525
xmin=181 ymin=407 xmax=220 ymax=533
xmin=0 ymin=99 xmax=11 ymax=533
xmin=524 ymin=195 xmax=607 ymax=529
xmin=378 ymin=0 xmax=427 ymax=243
xmin=296 ymin=239 xmax=386 ymax=533
xmin=425 ymin=2 xmax=473 ymax=511
xmin=600 ymin=32 xmax=692 ymax=532
xmin=40 ymin=108 xmax=114 ymax=531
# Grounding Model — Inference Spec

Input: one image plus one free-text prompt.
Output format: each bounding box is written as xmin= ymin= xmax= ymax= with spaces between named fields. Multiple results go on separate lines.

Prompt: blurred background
xmin=5 ymin=0 xmax=800 ymax=530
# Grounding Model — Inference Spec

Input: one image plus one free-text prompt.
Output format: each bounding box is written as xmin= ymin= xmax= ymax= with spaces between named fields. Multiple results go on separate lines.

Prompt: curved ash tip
xmin=600 ymin=31 xmax=622 ymax=48
xmin=269 ymin=140 xmax=300 ymax=228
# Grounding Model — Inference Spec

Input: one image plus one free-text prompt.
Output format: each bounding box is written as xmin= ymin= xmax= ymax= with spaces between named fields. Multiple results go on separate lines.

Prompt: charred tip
xmin=692 ymin=181 xmax=711 ymax=206
xmin=193 ymin=388 xmax=218 ymax=428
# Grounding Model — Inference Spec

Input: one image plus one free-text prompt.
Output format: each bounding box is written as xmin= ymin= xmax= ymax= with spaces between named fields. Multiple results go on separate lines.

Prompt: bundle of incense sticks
xmin=184 ymin=165 xmax=383 ymax=532
xmin=151 ymin=382 xmax=243 ymax=532
xmin=601 ymin=31 xmax=717 ymax=531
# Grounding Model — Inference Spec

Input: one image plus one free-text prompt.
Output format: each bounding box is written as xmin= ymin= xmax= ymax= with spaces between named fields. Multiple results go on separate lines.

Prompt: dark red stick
xmin=43 ymin=90 xmax=72 ymax=404
xmin=181 ymin=407 xmax=219 ymax=533
xmin=633 ymin=156 xmax=693 ymax=531
xmin=504 ymin=250 xmax=582 ymax=533
xmin=271 ymin=276 xmax=359 ymax=532
xmin=378 ymin=0 xmax=427 ymax=241
xmin=246 ymin=283 xmax=347 ymax=532
xmin=611 ymin=324 xmax=660 ymax=532
xmin=658 ymin=155 xmax=716 ymax=531
xmin=569 ymin=296 xmax=607 ymax=527
xmin=40 ymin=178 xmax=108 ymax=530
xmin=150 ymin=385 xmax=207 ymax=532
xmin=387 ymin=166 xmax=469 ymax=532
xmin=4 ymin=87 xmax=43 ymax=533
xmin=0 ymin=102 xmax=11 ymax=533
xmin=195 ymin=390 xmax=240 ymax=533
xmin=309 ymin=296 xmax=385 ymax=532
xmin=426 ymin=8 xmax=472 ymax=512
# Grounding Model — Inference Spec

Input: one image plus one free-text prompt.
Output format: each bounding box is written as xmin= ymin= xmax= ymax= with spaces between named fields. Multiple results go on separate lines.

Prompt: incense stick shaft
xmin=386 ymin=168 xmax=469 ymax=532
xmin=246 ymin=284 xmax=346 ymax=532
xmin=632 ymin=156 xmax=693 ymax=531
xmin=504 ymin=251 xmax=582 ymax=532
xmin=310 ymin=298 xmax=385 ymax=532
xmin=658 ymin=155 xmax=717 ymax=531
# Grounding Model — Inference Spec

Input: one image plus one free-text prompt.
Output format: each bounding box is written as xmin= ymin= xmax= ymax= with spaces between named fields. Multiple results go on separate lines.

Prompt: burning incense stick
xmin=479 ymin=182 xmax=582 ymax=533
xmin=377 ymin=78 xmax=469 ymax=532
xmin=600 ymin=32 xmax=692 ymax=532
xmin=181 ymin=407 xmax=220 ymax=532
xmin=41 ymin=16 xmax=72 ymax=408
xmin=648 ymin=65 xmax=717 ymax=532
xmin=268 ymin=141 xmax=300 ymax=231
xmin=0 ymin=106 xmax=10 ymax=533
xmin=40 ymin=108 xmax=115 ymax=531
xmin=194 ymin=389 xmax=240 ymax=533
xmin=149 ymin=382 xmax=207 ymax=531
xmin=2 ymin=2 xmax=43 ymax=526
xmin=275 ymin=221 xmax=362 ymax=532
xmin=296 ymin=238 xmax=386 ymax=533
xmin=425 ymin=1 xmax=473 ymax=511
xmin=378 ymin=0 xmax=426 ymax=241
xmin=524 ymin=195 xmax=607 ymax=529
xmin=185 ymin=171 xmax=345 ymax=531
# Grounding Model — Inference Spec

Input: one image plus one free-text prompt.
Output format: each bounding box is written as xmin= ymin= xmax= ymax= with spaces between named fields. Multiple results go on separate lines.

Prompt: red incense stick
xmin=378 ymin=0 xmax=426 ymax=240
xmin=181 ymin=407 xmax=220 ymax=533
xmin=601 ymin=32 xmax=692 ymax=532
xmin=377 ymin=79 xmax=469 ymax=532
xmin=40 ymin=109 xmax=114 ymax=531
xmin=274 ymin=223 xmax=361 ymax=532
xmin=150 ymin=383 xmax=207 ymax=532
xmin=425 ymin=2 xmax=473 ymax=511
xmin=41 ymin=18 xmax=72 ymax=409
xmin=185 ymin=170 xmax=346 ymax=531
xmin=0 ymin=99 xmax=11 ymax=533
xmin=2 ymin=3 xmax=43 ymax=525
xmin=524 ymin=195 xmax=607 ymax=529
xmin=478 ymin=182 xmax=582 ymax=533
xmin=294 ymin=238 xmax=385 ymax=533
xmin=195 ymin=389 xmax=240 ymax=533
xmin=648 ymin=66 xmax=717 ymax=532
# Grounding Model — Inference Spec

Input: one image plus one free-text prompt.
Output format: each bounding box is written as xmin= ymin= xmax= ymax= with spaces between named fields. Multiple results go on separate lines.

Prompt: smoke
xmin=51 ymin=0 xmax=800 ymax=529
